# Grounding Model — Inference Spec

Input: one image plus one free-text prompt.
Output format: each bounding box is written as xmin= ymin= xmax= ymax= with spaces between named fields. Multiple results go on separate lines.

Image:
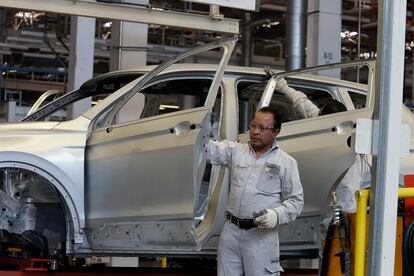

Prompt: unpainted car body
xmin=1 ymin=38 xmax=414 ymax=258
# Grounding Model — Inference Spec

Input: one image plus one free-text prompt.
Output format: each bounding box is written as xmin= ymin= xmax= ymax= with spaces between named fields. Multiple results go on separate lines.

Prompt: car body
xmin=1 ymin=38 xmax=414 ymax=258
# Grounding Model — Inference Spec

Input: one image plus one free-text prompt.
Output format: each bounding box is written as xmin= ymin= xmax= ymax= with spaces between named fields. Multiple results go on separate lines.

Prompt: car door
xmin=239 ymin=61 xmax=375 ymax=254
xmin=84 ymin=38 xmax=235 ymax=253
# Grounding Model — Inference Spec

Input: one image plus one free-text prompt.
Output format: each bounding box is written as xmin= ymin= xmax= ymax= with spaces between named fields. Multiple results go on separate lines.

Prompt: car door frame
xmin=82 ymin=38 xmax=236 ymax=254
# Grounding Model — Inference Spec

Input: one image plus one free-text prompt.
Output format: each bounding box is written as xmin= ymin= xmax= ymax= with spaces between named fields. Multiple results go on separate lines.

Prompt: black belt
xmin=225 ymin=211 xmax=257 ymax=230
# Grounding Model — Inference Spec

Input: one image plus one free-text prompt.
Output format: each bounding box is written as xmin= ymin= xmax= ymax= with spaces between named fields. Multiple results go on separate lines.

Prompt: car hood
xmin=0 ymin=121 xmax=60 ymax=132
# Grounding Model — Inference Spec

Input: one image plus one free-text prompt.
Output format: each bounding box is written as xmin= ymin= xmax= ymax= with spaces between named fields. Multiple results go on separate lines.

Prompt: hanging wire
xmin=357 ymin=0 xmax=362 ymax=83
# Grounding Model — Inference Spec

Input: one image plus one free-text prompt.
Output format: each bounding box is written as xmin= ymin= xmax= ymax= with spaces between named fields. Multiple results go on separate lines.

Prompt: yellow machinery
xmin=322 ymin=188 xmax=414 ymax=276
xmin=354 ymin=188 xmax=414 ymax=276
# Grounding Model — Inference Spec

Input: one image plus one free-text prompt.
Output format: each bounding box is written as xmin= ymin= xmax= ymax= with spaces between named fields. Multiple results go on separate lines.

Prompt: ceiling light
xmin=261 ymin=21 xmax=280 ymax=29
xmin=103 ymin=21 xmax=112 ymax=28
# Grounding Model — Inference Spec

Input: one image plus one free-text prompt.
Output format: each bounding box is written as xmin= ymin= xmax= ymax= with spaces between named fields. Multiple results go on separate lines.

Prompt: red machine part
xmin=404 ymin=174 xmax=414 ymax=226
xmin=0 ymin=257 xmax=56 ymax=271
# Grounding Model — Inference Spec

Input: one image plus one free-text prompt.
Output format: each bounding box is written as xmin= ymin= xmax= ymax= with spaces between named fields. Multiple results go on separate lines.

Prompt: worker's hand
xmin=274 ymin=77 xmax=288 ymax=93
xmin=254 ymin=209 xmax=278 ymax=229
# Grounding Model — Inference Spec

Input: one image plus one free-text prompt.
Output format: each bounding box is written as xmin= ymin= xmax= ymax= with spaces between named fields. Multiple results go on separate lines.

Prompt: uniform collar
xmin=271 ymin=139 xmax=280 ymax=150
xmin=248 ymin=139 xmax=279 ymax=154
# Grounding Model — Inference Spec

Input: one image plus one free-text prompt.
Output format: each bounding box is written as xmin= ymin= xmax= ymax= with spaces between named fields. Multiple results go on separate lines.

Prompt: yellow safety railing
xmin=354 ymin=187 xmax=414 ymax=276
xmin=161 ymin=257 xmax=167 ymax=268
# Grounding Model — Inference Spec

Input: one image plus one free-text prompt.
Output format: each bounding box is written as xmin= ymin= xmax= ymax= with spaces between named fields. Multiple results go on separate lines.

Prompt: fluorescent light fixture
xmin=159 ymin=104 xmax=179 ymax=110
xmin=103 ymin=21 xmax=112 ymax=28
xmin=261 ymin=21 xmax=280 ymax=29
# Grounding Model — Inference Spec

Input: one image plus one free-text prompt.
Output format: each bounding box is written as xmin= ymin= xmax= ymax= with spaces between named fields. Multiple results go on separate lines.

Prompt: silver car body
xmin=1 ymin=39 xmax=414 ymax=257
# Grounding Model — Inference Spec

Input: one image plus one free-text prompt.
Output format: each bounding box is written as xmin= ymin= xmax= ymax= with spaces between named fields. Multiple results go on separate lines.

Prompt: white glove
xmin=274 ymin=77 xmax=289 ymax=94
xmin=254 ymin=209 xmax=278 ymax=229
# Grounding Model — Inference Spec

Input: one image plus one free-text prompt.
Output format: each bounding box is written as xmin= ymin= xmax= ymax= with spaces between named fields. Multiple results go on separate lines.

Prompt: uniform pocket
xmin=258 ymin=170 xmax=281 ymax=195
xmin=231 ymin=162 xmax=249 ymax=187
xmin=219 ymin=221 xmax=231 ymax=242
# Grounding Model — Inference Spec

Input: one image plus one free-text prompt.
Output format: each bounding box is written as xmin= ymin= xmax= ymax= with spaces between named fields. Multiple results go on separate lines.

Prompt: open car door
xmin=84 ymin=38 xmax=235 ymax=253
xmin=240 ymin=61 xmax=375 ymax=256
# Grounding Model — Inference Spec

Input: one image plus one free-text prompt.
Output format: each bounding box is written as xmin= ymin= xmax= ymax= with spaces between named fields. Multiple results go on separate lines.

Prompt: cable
xmin=320 ymin=219 xmax=335 ymax=276
xmin=403 ymin=219 xmax=414 ymax=276
xmin=320 ymin=211 xmax=352 ymax=276
xmin=340 ymin=212 xmax=351 ymax=276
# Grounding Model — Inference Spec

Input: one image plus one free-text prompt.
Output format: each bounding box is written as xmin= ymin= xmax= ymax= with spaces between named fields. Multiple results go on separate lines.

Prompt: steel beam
xmin=367 ymin=0 xmax=407 ymax=275
xmin=0 ymin=0 xmax=239 ymax=34
xmin=188 ymin=0 xmax=259 ymax=11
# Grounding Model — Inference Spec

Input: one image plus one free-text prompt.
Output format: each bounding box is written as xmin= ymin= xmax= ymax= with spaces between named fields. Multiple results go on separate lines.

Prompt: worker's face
xmin=249 ymin=112 xmax=280 ymax=151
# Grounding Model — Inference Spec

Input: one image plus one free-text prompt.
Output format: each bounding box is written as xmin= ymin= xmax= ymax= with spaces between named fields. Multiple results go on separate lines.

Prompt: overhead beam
xmin=0 ymin=0 xmax=239 ymax=34
xmin=4 ymin=79 xmax=65 ymax=92
xmin=185 ymin=0 xmax=259 ymax=11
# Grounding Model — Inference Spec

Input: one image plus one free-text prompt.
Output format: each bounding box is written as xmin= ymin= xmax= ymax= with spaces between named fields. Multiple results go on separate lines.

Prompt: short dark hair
xmin=257 ymin=105 xmax=282 ymax=131
xmin=319 ymin=100 xmax=347 ymax=115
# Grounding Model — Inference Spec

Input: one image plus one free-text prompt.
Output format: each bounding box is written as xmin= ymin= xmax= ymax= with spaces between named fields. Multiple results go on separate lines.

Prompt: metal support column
xmin=367 ymin=1 xmax=407 ymax=275
xmin=66 ymin=16 xmax=95 ymax=119
xmin=242 ymin=12 xmax=252 ymax=67
xmin=0 ymin=9 xmax=6 ymax=44
xmin=306 ymin=0 xmax=341 ymax=77
xmin=110 ymin=0 xmax=148 ymax=71
xmin=286 ymin=0 xmax=306 ymax=70
xmin=108 ymin=0 xmax=147 ymax=129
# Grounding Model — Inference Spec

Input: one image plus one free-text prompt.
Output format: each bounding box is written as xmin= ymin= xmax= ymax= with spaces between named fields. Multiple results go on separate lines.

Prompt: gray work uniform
xmin=278 ymin=81 xmax=370 ymax=213
xmin=207 ymin=140 xmax=304 ymax=276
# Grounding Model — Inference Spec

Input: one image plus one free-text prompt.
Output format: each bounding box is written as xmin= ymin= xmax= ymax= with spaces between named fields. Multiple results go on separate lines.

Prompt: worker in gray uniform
xmin=275 ymin=77 xmax=370 ymax=213
xmin=207 ymin=106 xmax=304 ymax=276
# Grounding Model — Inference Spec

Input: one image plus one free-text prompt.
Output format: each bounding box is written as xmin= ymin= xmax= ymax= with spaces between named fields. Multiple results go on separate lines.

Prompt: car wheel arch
xmin=0 ymin=155 xmax=82 ymax=249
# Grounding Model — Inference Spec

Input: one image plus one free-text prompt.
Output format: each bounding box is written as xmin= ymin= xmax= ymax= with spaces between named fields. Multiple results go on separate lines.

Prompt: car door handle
xmin=332 ymin=121 xmax=354 ymax=135
xmin=106 ymin=127 xmax=113 ymax=133
xmin=169 ymin=121 xmax=194 ymax=136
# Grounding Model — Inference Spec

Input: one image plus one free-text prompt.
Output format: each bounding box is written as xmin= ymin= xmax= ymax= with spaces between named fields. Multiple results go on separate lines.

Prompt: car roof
xmin=98 ymin=63 xmax=268 ymax=77
xmin=99 ymin=63 xmax=369 ymax=91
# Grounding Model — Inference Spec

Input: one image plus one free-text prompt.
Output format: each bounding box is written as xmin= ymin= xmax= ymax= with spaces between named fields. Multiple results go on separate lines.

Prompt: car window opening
xmin=237 ymin=80 xmax=334 ymax=134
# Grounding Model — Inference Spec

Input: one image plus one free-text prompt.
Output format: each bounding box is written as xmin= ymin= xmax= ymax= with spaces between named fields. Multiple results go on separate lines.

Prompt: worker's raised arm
xmin=206 ymin=140 xmax=237 ymax=167
xmin=275 ymin=77 xmax=320 ymax=118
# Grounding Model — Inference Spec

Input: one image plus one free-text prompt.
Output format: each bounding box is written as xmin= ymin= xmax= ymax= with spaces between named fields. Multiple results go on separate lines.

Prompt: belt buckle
xmin=230 ymin=214 xmax=239 ymax=227
xmin=227 ymin=212 xmax=241 ymax=228
xmin=232 ymin=216 xmax=237 ymax=227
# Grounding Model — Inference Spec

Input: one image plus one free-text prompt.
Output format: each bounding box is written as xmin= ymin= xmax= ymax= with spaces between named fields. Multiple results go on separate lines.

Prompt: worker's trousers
xmin=217 ymin=221 xmax=283 ymax=276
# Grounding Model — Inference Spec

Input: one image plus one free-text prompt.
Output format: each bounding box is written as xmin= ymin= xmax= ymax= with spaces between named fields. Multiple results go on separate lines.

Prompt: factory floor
xmin=0 ymin=269 xmax=318 ymax=276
